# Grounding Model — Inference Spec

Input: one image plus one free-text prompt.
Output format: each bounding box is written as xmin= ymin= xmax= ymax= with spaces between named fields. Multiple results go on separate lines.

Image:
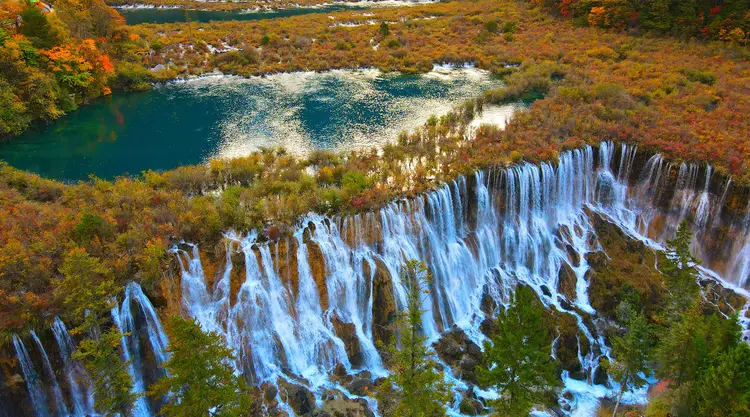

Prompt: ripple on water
xmin=0 ymin=67 xmax=507 ymax=181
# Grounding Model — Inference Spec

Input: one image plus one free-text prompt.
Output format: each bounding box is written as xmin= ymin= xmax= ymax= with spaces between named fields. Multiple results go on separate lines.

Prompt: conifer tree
xmin=695 ymin=343 xmax=750 ymax=417
xmin=605 ymin=307 xmax=653 ymax=417
xmin=476 ymin=286 xmax=558 ymax=417
xmin=640 ymin=0 xmax=673 ymax=32
xmin=662 ymin=220 xmax=700 ymax=321
xmin=19 ymin=4 xmax=58 ymax=49
xmin=655 ymin=303 xmax=708 ymax=388
xmin=376 ymin=260 xmax=450 ymax=417
xmin=150 ymin=316 xmax=253 ymax=417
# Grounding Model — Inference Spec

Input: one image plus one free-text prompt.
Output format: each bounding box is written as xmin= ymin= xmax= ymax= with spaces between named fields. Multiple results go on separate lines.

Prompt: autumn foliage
xmin=0 ymin=0 xmax=142 ymax=137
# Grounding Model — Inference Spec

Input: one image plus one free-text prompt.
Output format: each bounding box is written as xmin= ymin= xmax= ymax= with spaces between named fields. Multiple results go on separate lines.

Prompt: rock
xmin=434 ymin=334 xmax=462 ymax=361
xmin=330 ymin=314 xmax=365 ymax=368
xmin=279 ymin=381 xmax=315 ymax=416
xmin=347 ymin=372 xmax=374 ymax=396
xmin=313 ymin=397 xmax=375 ymax=417
xmin=262 ymin=382 xmax=278 ymax=403
xmin=594 ymin=364 xmax=608 ymax=386
xmin=565 ymin=244 xmax=581 ymax=267
xmin=306 ymin=241 xmax=329 ymax=310
xmin=459 ymin=397 xmax=483 ymax=415
xmin=541 ymin=285 xmax=552 ymax=298
xmin=480 ymin=317 xmax=498 ymax=337
xmin=557 ymin=262 xmax=578 ymax=301
xmin=371 ymin=258 xmax=397 ymax=348
xmin=458 ymin=354 xmax=478 ymax=373
xmin=458 ymin=386 xmax=484 ymax=415
xmin=466 ymin=341 xmax=482 ymax=358
xmin=434 ymin=328 xmax=482 ymax=384
xmin=479 ymin=287 xmax=497 ymax=316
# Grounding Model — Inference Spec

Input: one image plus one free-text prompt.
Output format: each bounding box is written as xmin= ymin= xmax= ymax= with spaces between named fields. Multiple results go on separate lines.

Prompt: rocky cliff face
xmin=4 ymin=142 xmax=749 ymax=417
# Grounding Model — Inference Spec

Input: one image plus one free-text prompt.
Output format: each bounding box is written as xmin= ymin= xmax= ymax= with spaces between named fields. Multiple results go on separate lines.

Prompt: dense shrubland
xmin=0 ymin=0 xmax=153 ymax=137
xmin=527 ymin=0 xmax=749 ymax=44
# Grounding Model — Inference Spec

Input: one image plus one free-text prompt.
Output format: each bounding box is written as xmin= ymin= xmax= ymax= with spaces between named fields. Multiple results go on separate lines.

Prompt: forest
xmin=0 ymin=0 xmax=749 ymax=416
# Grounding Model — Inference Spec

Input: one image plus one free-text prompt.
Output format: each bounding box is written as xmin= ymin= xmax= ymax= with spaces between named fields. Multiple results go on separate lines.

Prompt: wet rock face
xmin=557 ymin=262 xmax=578 ymax=302
xmin=369 ymin=259 xmax=397 ymax=349
xmin=306 ymin=241 xmax=329 ymax=311
xmin=433 ymin=327 xmax=483 ymax=384
xmin=330 ymin=314 xmax=365 ymax=368
xmin=279 ymin=380 xmax=316 ymax=416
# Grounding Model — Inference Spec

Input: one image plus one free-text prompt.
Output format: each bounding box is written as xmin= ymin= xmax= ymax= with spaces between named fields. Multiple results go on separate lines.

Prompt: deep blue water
xmin=0 ymin=68 xmax=504 ymax=181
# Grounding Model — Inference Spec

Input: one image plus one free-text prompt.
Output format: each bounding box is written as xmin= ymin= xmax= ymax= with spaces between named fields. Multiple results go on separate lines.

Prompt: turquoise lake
xmin=0 ymin=68 xmax=507 ymax=181
xmin=117 ymin=4 xmax=368 ymax=25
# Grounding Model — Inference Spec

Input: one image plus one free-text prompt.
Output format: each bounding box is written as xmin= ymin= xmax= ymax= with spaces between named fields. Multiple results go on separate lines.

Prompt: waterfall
xmin=13 ymin=335 xmax=50 ymax=417
xmin=13 ymin=141 xmax=750 ymax=417
xmin=30 ymin=331 xmax=69 ymax=417
xmin=112 ymin=281 xmax=171 ymax=417
xmin=50 ymin=318 xmax=95 ymax=417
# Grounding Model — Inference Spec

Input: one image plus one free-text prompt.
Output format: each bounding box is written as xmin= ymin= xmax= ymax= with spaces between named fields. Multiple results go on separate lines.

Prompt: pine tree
xmin=661 ymin=220 xmax=701 ymax=322
xmin=695 ymin=343 xmax=750 ymax=416
xmin=673 ymin=0 xmax=699 ymax=35
xmin=655 ymin=303 xmax=708 ymax=387
xmin=149 ymin=316 xmax=253 ymax=417
xmin=19 ymin=4 xmax=58 ymax=49
xmin=605 ymin=308 xmax=653 ymax=417
xmin=476 ymin=286 xmax=559 ymax=417
xmin=376 ymin=260 xmax=450 ymax=417
xmin=640 ymin=0 xmax=673 ymax=32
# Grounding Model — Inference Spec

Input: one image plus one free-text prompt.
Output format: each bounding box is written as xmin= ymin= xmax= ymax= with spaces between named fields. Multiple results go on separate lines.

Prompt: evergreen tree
xmin=695 ymin=343 xmax=750 ymax=417
xmin=661 ymin=220 xmax=700 ymax=321
xmin=640 ymin=0 xmax=673 ymax=32
xmin=655 ymin=303 xmax=708 ymax=387
xmin=672 ymin=0 xmax=699 ymax=35
xmin=376 ymin=260 xmax=450 ymax=417
xmin=19 ymin=4 xmax=58 ymax=49
xmin=605 ymin=307 xmax=653 ymax=417
xmin=74 ymin=329 xmax=136 ymax=417
xmin=476 ymin=286 xmax=559 ymax=417
xmin=149 ymin=316 xmax=253 ymax=417
xmin=379 ymin=22 xmax=390 ymax=38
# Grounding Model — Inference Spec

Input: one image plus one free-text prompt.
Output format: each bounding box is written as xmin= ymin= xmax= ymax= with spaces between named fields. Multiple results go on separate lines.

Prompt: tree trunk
xmin=612 ymin=375 xmax=628 ymax=417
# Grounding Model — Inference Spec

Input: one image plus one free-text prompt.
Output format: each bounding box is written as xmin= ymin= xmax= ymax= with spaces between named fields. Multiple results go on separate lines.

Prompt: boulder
xmin=557 ymin=262 xmax=578 ymax=302
xmin=433 ymin=328 xmax=483 ymax=384
xmin=312 ymin=397 xmax=375 ymax=417
xmin=346 ymin=371 xmax=374 ymax=396
xmin=330 ymin=314 xmax=365 ymax=368
xmin=565 ymin=244 xmax=581 ymax=267
xmin=278 ymin=381 xmax=315 ymax=416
